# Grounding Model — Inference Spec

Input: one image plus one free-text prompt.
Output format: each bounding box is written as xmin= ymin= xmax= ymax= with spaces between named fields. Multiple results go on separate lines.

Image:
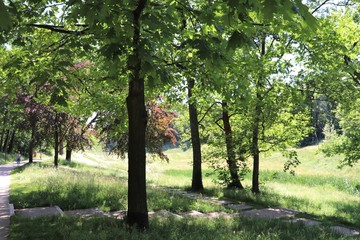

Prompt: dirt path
xmin=0 ymin=162 xmax=24 ymax=239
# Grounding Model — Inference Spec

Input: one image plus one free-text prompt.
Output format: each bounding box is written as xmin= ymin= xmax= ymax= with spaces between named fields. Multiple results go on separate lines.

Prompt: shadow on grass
xmin=147 ymin=187 xmax=229 ymax=213
xmin=218 ymin=187 xmax=360 ymax=230
xmin=10 ymin=214 xmax=346 ymax=240
xmin=332 ymin=201 xmax=360 ymax=229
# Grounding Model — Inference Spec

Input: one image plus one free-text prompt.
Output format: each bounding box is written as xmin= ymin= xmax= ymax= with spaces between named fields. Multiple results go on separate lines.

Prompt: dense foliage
xmin=0 ymin=0 xmax=359 ymax=229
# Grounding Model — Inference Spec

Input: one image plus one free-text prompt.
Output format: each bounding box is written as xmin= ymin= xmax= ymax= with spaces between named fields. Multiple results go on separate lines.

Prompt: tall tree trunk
xmin=28 ymin=123 xmax=35 ymax=163
xmin=251 ymin=37 xmax=266 ymax=194
xmin=2 ymin=129 xmax=10 ymax=152
xmin=0 ymin=129 xmax=4 ymax=151
xmin=222 ymin=101 xmax=243 ymax=189
xmin=1 ymin=110 xmax=7 ymax=152
xmin=66 ymin=145 xmax=72 ymax=161
xmin=251 ymin=91 xmax=261 ymax=194
xmin=126 ymin=0 xmax=149 ymax=230
xmin=59 ymin=141 xmax=64 ymax=155
xmin=7 ymin=129 xmax=15 ymax=153
xmin=54 ymin=113 xmax=59 ymax=168
xmin=188 ymin=78 xmax=204 ymax=192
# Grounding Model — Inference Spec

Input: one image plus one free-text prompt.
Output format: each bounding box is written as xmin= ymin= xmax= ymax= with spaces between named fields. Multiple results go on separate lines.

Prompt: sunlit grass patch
xmin=10 ymin=163 xmax=128 ymax=211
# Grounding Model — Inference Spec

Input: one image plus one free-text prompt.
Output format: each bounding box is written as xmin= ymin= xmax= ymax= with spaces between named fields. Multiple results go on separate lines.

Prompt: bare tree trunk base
xmin=126 ymin=212 xmax=149 ymax=230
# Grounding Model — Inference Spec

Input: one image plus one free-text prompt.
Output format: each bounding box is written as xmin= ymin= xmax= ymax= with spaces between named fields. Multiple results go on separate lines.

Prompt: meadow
xmin=8 ymin=145 xmax=360 ymax=239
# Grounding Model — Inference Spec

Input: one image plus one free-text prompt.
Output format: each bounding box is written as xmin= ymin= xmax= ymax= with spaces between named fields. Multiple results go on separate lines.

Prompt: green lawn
xmin=8 ymin=145 xmax=360 ymax=239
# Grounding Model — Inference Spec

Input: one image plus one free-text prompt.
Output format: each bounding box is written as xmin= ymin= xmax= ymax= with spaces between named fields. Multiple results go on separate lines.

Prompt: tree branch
xmin=311 ymin=0 xmax=330 ymax=14
xmin=198 ymin=102 xmax=217 ymax=125
xmin=27 ymin=24 xmax=89 ymax=35
xmin=215 ymin=118 xmax=224 ymax=131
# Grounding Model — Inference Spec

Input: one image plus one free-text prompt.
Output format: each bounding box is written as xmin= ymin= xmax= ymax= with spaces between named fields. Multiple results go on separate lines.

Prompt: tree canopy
xmin=0 ymin=0 xmax=359 ymax=230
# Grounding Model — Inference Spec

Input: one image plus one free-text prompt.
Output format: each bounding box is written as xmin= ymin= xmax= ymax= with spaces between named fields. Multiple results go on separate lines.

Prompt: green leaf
xmin=226 ymin=31 xmax=254 ymax=51
xmin=262 ymin=0 xmax=276 ymax=21
xmin=0 ymin=1 xmax=12 ymax=31
xmin=58 ymin=61 xmax=72 ymax=67
xmin=293 ymin=0 xmax=318 ymax=31
xmin=142 ymin=61 xmax=156 ymax=78
xmin=58 ymin=49 xmax=72 ymax=56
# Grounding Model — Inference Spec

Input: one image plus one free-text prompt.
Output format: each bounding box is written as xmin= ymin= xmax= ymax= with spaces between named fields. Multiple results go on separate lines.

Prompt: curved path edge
xmin=0 ymin=162 xmax=24 ymax=239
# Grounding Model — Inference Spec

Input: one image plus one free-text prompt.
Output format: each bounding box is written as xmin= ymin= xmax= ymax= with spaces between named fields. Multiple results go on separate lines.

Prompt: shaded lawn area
xmin=10 ymin=215 xmax=346 ymax=240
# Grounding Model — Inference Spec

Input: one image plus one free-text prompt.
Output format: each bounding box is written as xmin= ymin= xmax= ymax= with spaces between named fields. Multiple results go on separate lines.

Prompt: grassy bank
xmin=8 ymin=145 xmax=360 ymax=239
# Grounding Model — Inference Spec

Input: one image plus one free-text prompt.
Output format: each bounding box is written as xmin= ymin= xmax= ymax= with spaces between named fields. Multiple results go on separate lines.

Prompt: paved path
xmin=0 ymin=162 xmax=24 ymax=240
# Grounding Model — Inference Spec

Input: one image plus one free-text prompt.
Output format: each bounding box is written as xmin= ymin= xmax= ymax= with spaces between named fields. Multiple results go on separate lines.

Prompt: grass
xmin=7 ymin=145 xmax=360 ymax=239
xmin=9 ymin=161 xmax=225 ymax=214
xmin=0 ymin=152 xmax=16 ymax=164
xmin=10 ymin=215 xmax=347 ymax=240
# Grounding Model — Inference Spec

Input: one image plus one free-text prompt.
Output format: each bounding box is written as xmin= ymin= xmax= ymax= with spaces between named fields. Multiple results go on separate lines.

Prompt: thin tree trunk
xmin=1 ymin=110 xmax=7 ymax=152
xmin=0 ymin=129 xmax=4 ymax=151
xmin=222 ymin=101 xmax=243 ymax=189
xmin=59 ymin=141 xmax=64 ymax=155
xmin=2 ymin=129 xmax=10 ymax=152
xmin=126 ymin=0 xmax=149 ymax=230
xmin=54 ymin=113 xmax=59 ymax=168
xmin=251 ymin=92 xmax=261 ymax=194
xmin=7 ymin=129 xmax=15 ymax=153
xmin=251 ymin=37 xmax=267 ymax=194
xmin=65 ymin=148 xmax=72 ymax=161
xmin=28 ymin=123 xmax=35 ymax=163
xmin=188 ymin=78 xmax=204 ymax=192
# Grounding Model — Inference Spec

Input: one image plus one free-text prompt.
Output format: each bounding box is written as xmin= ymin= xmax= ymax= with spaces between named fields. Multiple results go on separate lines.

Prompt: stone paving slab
xmin=16 ymin=206 xmax=63 ymax=218
xmin=5 ymin=181 xmax=360 ymax=238
xmin=289 ymin=218 xmax=322 ymax=226
xmin=108 ymin=210 xmax=127 ymax=220
xmin=12 ymin=206 xmax=360 ymax=238
xmin=214 ymin=199 xmax=234 ymax=205
xmin=8 ymin=204 xmax=14 ymax=217
xmin=330 ymin=226 xmax=360 ymax=237
xmin=206 ymin=212 xmax=233 ymax=219
xmin=181 ymin=210 xmax=206 ymax=217
xmin=238 ymin=207 xmax=299 ymax=219
xmin=226 ymin=204 xmax=253 ymax=211
xmin=149 ymin=210 xmax=183 ymax=219
xmin=65 ymin=208 xmax=109 ymax=218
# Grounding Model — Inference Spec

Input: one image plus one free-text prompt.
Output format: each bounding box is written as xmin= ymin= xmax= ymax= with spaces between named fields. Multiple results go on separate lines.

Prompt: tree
xmin=187 ymin=78 xmax=204 ymax=191
xmin=321 ymin=99 xmax=360 ymax=167
xmin=296 ymin=2 xmax=360 ymax=167
xmin=3 ymin=0 xmax=323 ymax=229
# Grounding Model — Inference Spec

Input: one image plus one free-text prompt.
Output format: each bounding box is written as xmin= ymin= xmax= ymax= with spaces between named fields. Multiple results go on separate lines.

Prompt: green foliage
xmin=0 ymin=1 xmax=12 ymax=33
xmin=321 ymin=99 xmax=360 ymax=167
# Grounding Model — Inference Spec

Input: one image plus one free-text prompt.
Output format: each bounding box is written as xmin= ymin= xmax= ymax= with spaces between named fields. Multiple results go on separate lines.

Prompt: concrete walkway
xmin=0 ymin=162 xmax=24 ymax=240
